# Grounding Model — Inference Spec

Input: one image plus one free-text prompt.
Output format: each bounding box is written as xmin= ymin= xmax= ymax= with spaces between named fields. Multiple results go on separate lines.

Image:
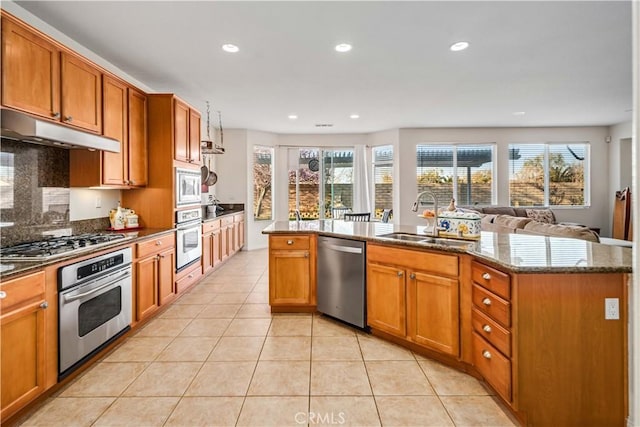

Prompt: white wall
xmin=69 ymin=189 xmax=121 ymax=221
xmin=212 ymin=129 xmax=247 ymax=205
xmin=398 ymin=126 xmax=611 ymax=234
xmin=608 ymin=121 xmax=634 ymax=234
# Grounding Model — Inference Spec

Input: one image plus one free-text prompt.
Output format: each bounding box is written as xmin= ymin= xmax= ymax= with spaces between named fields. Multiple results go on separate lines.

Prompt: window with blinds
xmin=508 ymin=143 xmax=589 ymax=207
xmin=253 ymin=146 xmax=274 ymax=220
xmin=372 ymin=145 xmax=393 ymax=219
xmin=416 ymin=144 xmax=494 ymax=206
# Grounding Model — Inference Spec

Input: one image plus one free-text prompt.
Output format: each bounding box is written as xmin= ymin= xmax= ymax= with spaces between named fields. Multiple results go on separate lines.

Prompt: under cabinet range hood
xmin=0 ymin=109 xmax=120 ymax=152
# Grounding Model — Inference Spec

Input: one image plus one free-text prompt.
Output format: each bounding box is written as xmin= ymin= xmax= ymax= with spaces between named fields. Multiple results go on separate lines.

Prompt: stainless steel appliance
xmin=176 ymin=208 xmax=202 ymax=271
xmin=317 ymin=236 xmax=366 ymax=328
xmin=58 ymin=247 xmax=132 ymax=379
xmin=0 ymin=233 xmax=130 ymax=262
xmin=175 ymin=167 xmax=202 ymax=207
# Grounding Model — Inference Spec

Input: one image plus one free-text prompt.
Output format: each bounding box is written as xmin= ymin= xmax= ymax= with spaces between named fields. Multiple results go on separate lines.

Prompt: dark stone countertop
xmin=0 ymin=228 xmax=174 ymax=280
xmin=202 ymin=208 xmax=244 ymax=222
xmin=262 ymin=220 xmax=632 ymax=274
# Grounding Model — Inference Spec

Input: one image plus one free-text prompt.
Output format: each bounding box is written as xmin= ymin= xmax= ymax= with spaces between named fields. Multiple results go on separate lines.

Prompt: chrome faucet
xmin=411 ymin=190 xmax=439 ymax=236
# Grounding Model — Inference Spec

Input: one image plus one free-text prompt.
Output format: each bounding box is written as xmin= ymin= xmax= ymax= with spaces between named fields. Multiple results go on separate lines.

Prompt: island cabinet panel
xmin=268 ymin=234 xmax=317 ymax=311
xmin=366 ymin=244 xmax=460 ymax=356
xmin=1 ymin=17 xmax=60 ymax=119
xmin=0 ymin=271 xmax=48 ymax=422
xmin=513 ymin=273 xmax=627 ymax=427
xmin=366 ymin=263 xmax=407 ymax=337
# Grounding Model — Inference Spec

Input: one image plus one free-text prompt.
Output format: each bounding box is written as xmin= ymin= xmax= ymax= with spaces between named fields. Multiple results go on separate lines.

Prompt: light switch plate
xmin=605 ymin=298 xmax=619 ymax=320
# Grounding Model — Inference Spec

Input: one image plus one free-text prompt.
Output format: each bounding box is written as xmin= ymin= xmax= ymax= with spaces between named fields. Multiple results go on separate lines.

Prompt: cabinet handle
xmin=409 ymin=273 xmax=416 ymax=279
xmin=52 ymin=112 xmax=60 ymax=118
xmin=40 ymin=301 xmax=49 ymax=309
xmin=482 ymin=297 xmax=492 ymax=306
xmin=482 ymin=324 xmax=492 ymax=333
xmin=64 ymin=115 xmax=73 ymax=122
xmin=304 ymin=253 xmax=309 ymax=258
xmin=397 ymin=271 xmax=403 ymax=277
xmin=482 ymin=350 xmax=492 ymax=359
xmin=286 ymin=240 xmax=294 ymax=245
xmin=482 ymin=272 xmax=491 ymax=280
xmin=129 ymin=180 xmax=135 ymax=185
xmin=159 ymin=254 xmax=165 ymax=258
xmin=188 ymin=274 xmax=194 ymax=278
xmin=156 ymin=241 xmax=162 ymax=246
xmin=0 ymin=290 xmax=6 ymax=299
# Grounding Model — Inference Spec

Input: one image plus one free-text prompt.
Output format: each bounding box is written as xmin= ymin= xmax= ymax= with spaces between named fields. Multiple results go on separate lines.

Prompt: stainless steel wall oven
xmin=58 ymin=247 xmax=132 ymax=379
xmin=176 ymin=208 xmax=202 ymax=271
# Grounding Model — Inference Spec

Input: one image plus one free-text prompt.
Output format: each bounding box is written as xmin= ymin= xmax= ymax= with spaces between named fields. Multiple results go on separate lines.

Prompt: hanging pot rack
xmin=201 ymin=101 xmax=225 ymax=154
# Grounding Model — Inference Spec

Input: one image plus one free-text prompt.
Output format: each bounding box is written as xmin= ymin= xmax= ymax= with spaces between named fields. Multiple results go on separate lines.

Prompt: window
xmin=253 ymin=146 xmax=274 ymax=220
xmin=509 ymin=143 xmax=589 ymax=207
xmin=372 ymin=145 xmax=393 ymax=219
xmin=416 ymin=144 xmax=494 ymax=206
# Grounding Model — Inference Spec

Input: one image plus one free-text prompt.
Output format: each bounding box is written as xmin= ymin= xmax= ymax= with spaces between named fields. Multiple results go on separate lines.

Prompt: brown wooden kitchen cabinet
xmin=367 ymin=244 xmax=460 ymax=357
xmin=60 ymin=52 xmax=102 ymax=133
xmin=269 ymin=234 xmax=317 ymax=311
xmin=173 ymin=98 xmax=201 ymax=165
xmin=202 ymin=219 xmax=222 ymax=275
xmin=70 ymin=78 xmax=148 ymax=188
xmin=134 ymin=233 xmax=176 ymax=323
xmin=233 ymin=213 xmax=245 ymax=251
xmin=220 ymin=216 xmax=234 ymax=262
xmin=0 ymin=271 xmax=49 ymax=422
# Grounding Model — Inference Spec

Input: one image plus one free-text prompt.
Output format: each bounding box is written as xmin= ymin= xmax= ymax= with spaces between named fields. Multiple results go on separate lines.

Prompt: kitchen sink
xmin=377 ymin=233 xmax=473 ymax=248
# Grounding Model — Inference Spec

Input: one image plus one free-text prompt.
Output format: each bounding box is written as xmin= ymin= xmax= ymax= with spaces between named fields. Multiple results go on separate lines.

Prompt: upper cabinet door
xmin=173 ymin=99 xmax=190 ymax=162
xmin=61 ymin=52 xmax=102 ymax=133
xmin=102 ymin=75 xmax=127 ymax=186
xmin=1 ymin=18 xmax=61 ymax=120
xmin=189 ymin=109 xmax=201 ymax=164
xmin=128 ymin=88 xmax=148 ymax=186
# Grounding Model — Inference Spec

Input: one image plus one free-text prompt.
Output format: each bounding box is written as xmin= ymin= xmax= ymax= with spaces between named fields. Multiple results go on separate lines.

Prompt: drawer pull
xmin=409 ymin=273 xmax=416 ymax=279
xmin=64 ymin=115 xmax=73 ymax=122
xmin=52 ymin=112 xmax=61 ymax=118
xmin=0 ymin=291 xmax=6 ymax=299
xmin=155 ymin=240 xmax=162 ymax=246
xmin=482 ymin=324 xmax=492 ymax=333
xmin=287 ymin=240 xmax=294 ymax=245
xmin=40 ymin=301 xmax=49 ymax=309
xmin=397 ymin=271 xmax=403 ymax=277
xmin=482 ymin=350 xmax=492 ymax=359
xmin=188 ymin=274 xmax=194 ymax=279
xmin=482 ymin=297 xmax=492 ymax=306
xmin=482 ymin=272 xmax=491 ymax=280
xmin=304 ymin=253 xmax=309 ymax=258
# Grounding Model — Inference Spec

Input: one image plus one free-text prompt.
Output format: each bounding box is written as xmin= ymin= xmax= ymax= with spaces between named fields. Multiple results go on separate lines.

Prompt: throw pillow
xmin=526 ymin=208 xmax=555 ymax=224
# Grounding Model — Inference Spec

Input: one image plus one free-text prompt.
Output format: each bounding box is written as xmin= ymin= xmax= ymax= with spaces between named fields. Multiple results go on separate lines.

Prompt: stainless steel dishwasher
xmin=317 ymin=236 xmax=366 ymax=328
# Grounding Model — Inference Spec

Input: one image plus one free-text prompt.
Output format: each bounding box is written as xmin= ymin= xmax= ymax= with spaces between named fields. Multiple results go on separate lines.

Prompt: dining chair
xmin=332 ymin=207 xmax=350 ymax=219
xmin=344 ymin=212 xmax=371 ymax=222
xmin=381 ymin=209 xmax=393 ymax=223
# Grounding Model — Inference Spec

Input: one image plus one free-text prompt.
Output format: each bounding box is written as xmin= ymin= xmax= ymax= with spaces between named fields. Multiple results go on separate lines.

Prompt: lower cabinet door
xmin=1 ymin=302 xmax=46 ymax=420
xmin=366 ymin=263 xmax=406 ymax=337
xmin=136 ymin=255 xmax=159 ymax=321
xmin=269 ymin=250 xmax=311 ymax=305
xmin=157 ymin=247 xmax=175 ymax=306
xmin=407 ymin=270 xmax=459 ymax=356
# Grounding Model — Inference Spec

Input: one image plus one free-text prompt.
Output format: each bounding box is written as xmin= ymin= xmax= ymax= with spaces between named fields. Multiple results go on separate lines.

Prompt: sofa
xmin=462 ymin=206 xmax=600 ymax=242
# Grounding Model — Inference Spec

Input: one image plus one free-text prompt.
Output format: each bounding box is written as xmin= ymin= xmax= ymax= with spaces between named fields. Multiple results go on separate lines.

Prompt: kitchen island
xmin=263 ymin=220 xmax=631 ymax=426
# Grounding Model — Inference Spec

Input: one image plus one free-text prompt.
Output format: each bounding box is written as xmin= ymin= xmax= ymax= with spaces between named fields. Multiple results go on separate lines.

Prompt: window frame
xmin=252 ymin=145 xmax=274 ymax=221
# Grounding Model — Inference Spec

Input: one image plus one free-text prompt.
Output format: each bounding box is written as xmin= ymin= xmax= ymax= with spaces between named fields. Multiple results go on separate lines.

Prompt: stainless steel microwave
xmin=175 ymin=167 xmax=201 ymax=207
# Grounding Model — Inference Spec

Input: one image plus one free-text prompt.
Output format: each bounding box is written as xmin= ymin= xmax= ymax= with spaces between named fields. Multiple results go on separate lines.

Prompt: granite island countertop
xmin=262 ymin=220 xmax=632 ymax=274
xmin=0 ymin=227 xmax=175 ymax=280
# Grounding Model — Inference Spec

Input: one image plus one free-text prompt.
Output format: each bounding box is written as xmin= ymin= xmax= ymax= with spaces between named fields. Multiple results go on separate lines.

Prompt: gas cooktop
xmin=0 ymin=233 xmax=131 ymax=262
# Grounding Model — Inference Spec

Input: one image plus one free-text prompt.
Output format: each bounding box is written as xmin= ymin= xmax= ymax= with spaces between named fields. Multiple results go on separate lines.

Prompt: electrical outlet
xmin=95 ymin=195 xmax=101 ymax=208
xmin=605 ymin=298 xmax=619 ymax=320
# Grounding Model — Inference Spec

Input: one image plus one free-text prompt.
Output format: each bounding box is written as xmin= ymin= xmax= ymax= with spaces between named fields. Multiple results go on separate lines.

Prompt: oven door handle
xmin=63 ymin=271 xmax=131 ymax=302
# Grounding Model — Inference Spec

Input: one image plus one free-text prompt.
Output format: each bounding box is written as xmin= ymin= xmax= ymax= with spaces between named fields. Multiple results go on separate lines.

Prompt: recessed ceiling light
xmin=335 ymin=43 xmax=352 ymax=53
xmin=350 ymin=114 xmax=360 ymax=119
xmin=450 ymin=41 xmax=469 ymax=52
xmin=288 ymin=114 xmax=298 ymax=120
xmin=512 ymin=111 xmax=526 ymax=116
xmin=222 ymin=44 xmax=239 ymax=53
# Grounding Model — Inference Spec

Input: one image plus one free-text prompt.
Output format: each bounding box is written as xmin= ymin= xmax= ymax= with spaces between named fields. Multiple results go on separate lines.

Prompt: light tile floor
xmin=18 ymin=248 xmax=517 ymax=427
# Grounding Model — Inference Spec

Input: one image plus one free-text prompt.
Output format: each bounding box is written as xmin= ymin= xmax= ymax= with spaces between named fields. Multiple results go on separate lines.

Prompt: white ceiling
xmin=13 ymin=1 xmax=633 ymax=134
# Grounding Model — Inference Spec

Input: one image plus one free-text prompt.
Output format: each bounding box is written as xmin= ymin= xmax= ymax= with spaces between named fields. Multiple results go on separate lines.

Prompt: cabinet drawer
xmin=472 ymin=284 xmax=511 ymax=328
xmin=137 ymin=233 xmax=176 ymax=258
xmin=0 ymin=271 xmax=45 ymax=313
xmin=472 ymin=332 xmax=511 ymax=402
xmin=202 ymin=219 xmax=221 ymax=234
xmin=472 ymin=261 xmax=510 ymax=299
xmin=472 ymin=307 xmax=511 ymax=357
xmin=220 ymin=216 xmax=234 ymax=227
xmin=270 ymin=235 xmax=310 ymax=250
xmin=175 ymin=263 xmax=202 ymax=294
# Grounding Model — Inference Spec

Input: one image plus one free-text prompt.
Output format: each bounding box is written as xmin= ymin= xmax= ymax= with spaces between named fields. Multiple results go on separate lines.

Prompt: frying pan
xmin=203 ymin=156 xmax=218 ymax=186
